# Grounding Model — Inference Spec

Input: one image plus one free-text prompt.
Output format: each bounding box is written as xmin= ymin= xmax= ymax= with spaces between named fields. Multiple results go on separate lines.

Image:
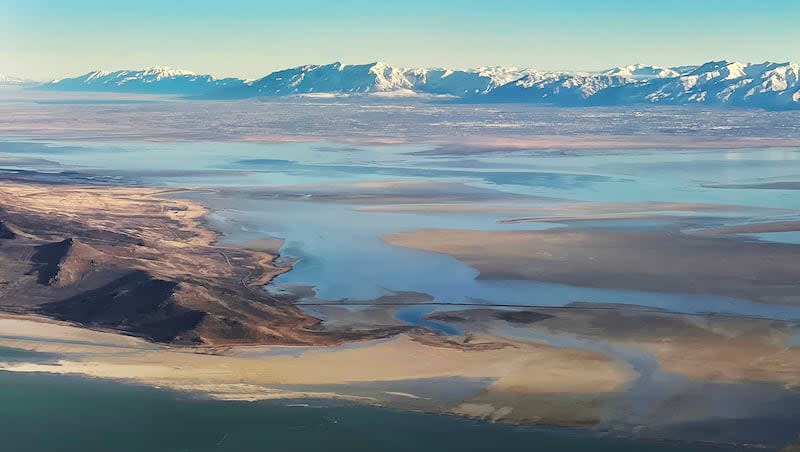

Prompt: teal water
xmin=0 ymin=370 xmax=741 ymax=452
xmin=4 ymin=139 xmax=800 ymax=322
xmin=4 ymin=140 xmax=800 ymax=210
xmin=750 ymin=230 xmax=800 ymax=245
xmin=1 ymin=136 xmax=798 ymax=451
xmin=204 ymin=197 xmax=800 ymax=320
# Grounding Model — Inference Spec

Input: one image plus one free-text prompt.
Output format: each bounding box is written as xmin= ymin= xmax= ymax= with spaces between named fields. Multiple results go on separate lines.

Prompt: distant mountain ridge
xmin=42 ymin=67 xmax=245 ymax=94
xmin=37 ymin=60 xmax=800 ymax=109
xmin=0 ymin=73 xmax=35 ymax=85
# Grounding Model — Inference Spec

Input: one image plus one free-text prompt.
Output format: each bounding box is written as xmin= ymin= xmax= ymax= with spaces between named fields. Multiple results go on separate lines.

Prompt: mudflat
xmin=0 ymin=311 xmax=635 ymax=426
xmin=2 ymin=176 xmax=800 ymax=447
xmin=384 ymin=227 xmax=800 ymax=305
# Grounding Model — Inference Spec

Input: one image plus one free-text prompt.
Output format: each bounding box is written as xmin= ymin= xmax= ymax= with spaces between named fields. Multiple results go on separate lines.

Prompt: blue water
xmin=5 ymin=140 xmax=800 ymax=210
xmin=4 ymin=139 xmax=800 ymax=323
xmin=750 ymin=231 xmax=800 ymax=245
xmin=202 ymin=197 xmax=800 ymax=320
xmin=0 ymin=368 xmax=734 ymax=452
xmin=394 ymin=306 xmax=462 ymax=335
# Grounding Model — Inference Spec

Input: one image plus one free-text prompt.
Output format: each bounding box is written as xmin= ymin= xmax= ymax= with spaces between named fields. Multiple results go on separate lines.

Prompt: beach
xmin=1 ymin=100 xmax=800 ymax=449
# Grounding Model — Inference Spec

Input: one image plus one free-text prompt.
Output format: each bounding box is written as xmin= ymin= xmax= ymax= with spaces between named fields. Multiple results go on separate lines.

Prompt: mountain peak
xmin=602 ymin=64 xmax=683 ymax=80
xmin=38 ymin=59 xmax=800 ymax=109
xmin=43 ymin=66 xmax=241 ymax=94
xmin=688 ymin=60 xmax=737 ymax=75
xmin=139 ymin=66 xmax=197 ymax=77
xmin=0 ymin=73 xmax=32 ymax=85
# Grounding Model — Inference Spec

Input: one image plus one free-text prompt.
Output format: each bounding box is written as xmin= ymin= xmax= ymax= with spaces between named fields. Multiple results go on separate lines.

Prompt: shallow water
xmin=749 ymin=230 xmax=800 ymax=245
xmin=3 ymin=139 xmax=800 ymax=324
xmin=4 ymin=140 xmax=800 ymax=209
xmin=202 ymin=197 xmax=800 ymax=320
xmin=2 ymin=125 xmax=800 ymax=450
xmin=394 ymin=305 xmax=463 ymax=335
xmin=0 ymin=367 xmax=742 ymax=452
xmin=492 ymin=325 xmax=800 ymax=446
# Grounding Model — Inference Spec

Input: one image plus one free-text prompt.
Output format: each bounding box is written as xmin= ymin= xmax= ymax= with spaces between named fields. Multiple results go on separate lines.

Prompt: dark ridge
xmin=39 ymin=270 xmax=205 ymax=343
xmin=29 ymin=238 xmax=74 ymax=284
xmin=199 ymin=316 xmax=267 ymax=342
xmin=3 ymin=208 xmax=146 ymax=246
xmin=0 ymin=168 xmax=123 ymax=186
xmin=425 ymin=313 xmax=469 ymax=323
xmin=318 ymin=326 xmax=413 ymax=342
xmin=493 ymin=310 xmax=554 ymax=324
xmin=426 ymin=309 xmax=554 ymax=325
xmin=0 ymin=221 xmax=16 ymax=239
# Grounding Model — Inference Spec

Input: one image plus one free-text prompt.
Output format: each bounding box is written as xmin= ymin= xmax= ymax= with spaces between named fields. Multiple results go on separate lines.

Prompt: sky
xmin=3 ymin=0 xmax=800 ymax=81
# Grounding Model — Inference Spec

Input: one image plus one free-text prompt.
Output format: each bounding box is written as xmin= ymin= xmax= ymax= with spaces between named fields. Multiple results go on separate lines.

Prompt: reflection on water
xmin=4 ymin=139 xmax=800 ymax=323
xmin=4 ymin=140 xmax=800 ymax=209
xmin=203 ymin=197 xmax=800 ymax=321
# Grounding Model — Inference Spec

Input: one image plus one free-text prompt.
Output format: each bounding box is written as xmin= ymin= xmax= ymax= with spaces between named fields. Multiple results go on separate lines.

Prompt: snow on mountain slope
xmin=485 ymin=60 xmax=800 ymax=109
xmin=249 ymin=62 xmax=413 ymax=96
xmin=44 ymin=67 xmax=244 ymax=94
xmin=249 ymin=63 xmax=533 ymax=97
xmin=632 ymin=61 xmax=800 ymax=109
xmin=402 ymin=66 xmax=534 ymax=95
xmin=488 ymin=72 xmax=631 ymax=105
xmin=37 ymin=60 xmax=800 ymax=109
xmin=0 ymin=74 xmax=33 ymax=85
xmin=602 ymin=64 xmax=687 ymax=80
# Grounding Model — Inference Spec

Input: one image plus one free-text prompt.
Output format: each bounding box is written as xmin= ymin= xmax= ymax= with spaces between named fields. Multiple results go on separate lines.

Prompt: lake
xmin=0 ymin=368 xmax=738 ymax=452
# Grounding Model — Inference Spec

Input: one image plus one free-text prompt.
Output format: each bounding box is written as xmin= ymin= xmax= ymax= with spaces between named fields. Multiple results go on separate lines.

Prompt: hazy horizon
xmin=3 ymin=0 xmax=799 ymax=80
xmin=6 ymin=57 xmax=800 ymax=84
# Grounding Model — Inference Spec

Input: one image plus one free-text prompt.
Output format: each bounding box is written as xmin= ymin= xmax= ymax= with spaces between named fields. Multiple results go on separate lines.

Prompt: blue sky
xmin=3 ymin=0 xmax=799 ymax=80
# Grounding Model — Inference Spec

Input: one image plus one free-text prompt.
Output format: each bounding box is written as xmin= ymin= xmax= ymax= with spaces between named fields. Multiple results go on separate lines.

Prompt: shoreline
xmin=383 ymin=227 xmax=800 ymax=308
xmin=0 ymin=310 xmax=636 ymax=423
xmin=1 ymin=175 xmax=799 ymax=447
xmin=0 ymin=180 xmax=407 ymax=346
xmin=0 ymin=369 xmax=742 ymax=452
xmin=1 ymin=305 xmax=799 ymax=449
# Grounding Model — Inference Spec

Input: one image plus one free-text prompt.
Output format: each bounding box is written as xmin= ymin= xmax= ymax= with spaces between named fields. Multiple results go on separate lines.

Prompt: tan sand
xmin=448 ymin=306 xmax=800 ymax=388
xmin=642 ymin=338 xmax=800 ymax=388
xmin=0 ymin=312 xmax=635 ymax=424
xmin=0 ymin=312 xmax=155 ymax=349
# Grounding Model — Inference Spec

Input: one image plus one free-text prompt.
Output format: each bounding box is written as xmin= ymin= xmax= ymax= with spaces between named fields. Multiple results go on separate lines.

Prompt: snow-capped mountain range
xmin=0 ymin=73 xmax=35 ymax=85
xmin=37 ymin=60 xmax=800 ymax=109
xmin=43 ymin=67 xmax=245 ymax=94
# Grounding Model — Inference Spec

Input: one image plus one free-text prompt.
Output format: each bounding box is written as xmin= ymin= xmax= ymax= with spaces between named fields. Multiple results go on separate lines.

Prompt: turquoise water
xmin=750 ymin=231 xmax=800 ymax=245
xmin=0 ymin=370 xmax=740 ymax=452
xmin=4 ymin=139 xmax=800 ymax=321
xmin=5 ymin=141 xmax=800 ymax=210
xmin=1 ymin=139 xmax=799 ymax=450
xmin=204 ymin=197 xmax=800 ymax=320
xmin=5 ymin=140 xmax=800 ymax=217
